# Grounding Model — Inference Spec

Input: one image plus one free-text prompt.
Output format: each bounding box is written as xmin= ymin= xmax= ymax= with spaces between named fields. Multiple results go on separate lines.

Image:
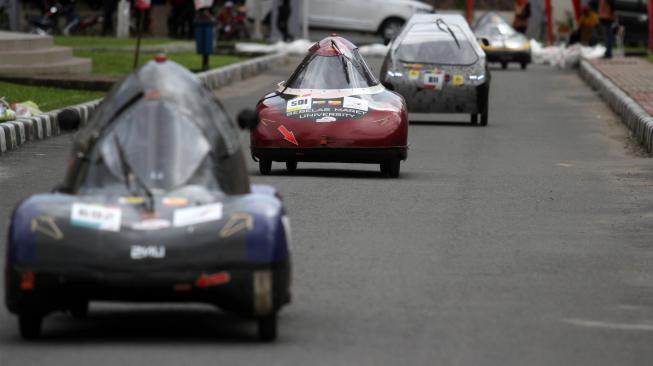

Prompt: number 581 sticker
xmin=286 ymin=96 xmax=312 ymax=113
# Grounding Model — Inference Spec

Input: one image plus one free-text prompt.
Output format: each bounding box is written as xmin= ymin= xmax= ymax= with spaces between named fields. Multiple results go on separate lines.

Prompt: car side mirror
xmin=479 ymin=38 xmax=490 ymax=47
xmin=237 ymin=109 xmax=259 ymax=130
xmin=58 ymin=108 xmax=80 ymax=131
xmin=382 ymin=81 xmax=394 ymax=91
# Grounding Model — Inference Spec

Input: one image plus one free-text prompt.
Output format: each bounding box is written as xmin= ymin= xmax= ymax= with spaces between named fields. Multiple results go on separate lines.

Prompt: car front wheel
xmin=380 ymin=18 xmax=404 ymax=44
xmin=259 ymin=159 xmax=272 ymax=175
xmin=257 ymin=314 xmax=277 ymax=341
xmin=19 ymin=313 xmax=43 ymax=340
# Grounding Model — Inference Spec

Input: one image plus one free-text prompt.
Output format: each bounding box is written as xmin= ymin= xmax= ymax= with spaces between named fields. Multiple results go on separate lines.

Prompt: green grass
xmin=54 ymin=36 xmax=183 ymax=48
xmin=0 ymin=81 xmax=104 ymax=112
xmin=73 ymin=51 xmax=244 ymax=76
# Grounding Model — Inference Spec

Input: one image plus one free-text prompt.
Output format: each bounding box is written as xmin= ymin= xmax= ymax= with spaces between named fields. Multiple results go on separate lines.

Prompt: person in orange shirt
xmin=513 ymin=0 xmax=531 ymax=34
xmin=570 ymin=5 xmax=599 ymax=45
xmin=598 ymin=0 xmax=616 ymax=58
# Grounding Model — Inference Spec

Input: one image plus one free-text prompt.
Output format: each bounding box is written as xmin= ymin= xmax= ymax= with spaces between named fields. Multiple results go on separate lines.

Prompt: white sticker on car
xmin=343 ymin=96 xmax=369 ymax=112
xmin=316 ymin=116 xmax=337 ymax=123
xmin=70 ymin=203 xmax=122 ymax=232
xmin=131 ymin=219 xmax=171 ymax=231
xmin=130 ymin=245 xmax=166 ymax=259
xmin=286 ymin=96 xmax=313 ymax=113
xmin=423 ymin=72 xmax=444 ymax=90
xmin=173 ymin=203 xmax=223 ymax=227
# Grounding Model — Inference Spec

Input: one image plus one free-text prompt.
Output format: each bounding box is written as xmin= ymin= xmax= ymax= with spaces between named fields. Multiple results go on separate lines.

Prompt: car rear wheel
xmin=19 ymin=313 xmax=43 ymax=340
xmin=382 ymin=159 xmax=400 ymax=178
xmin=257 ymin=314 xmax=277 ymax=341
xmin=285 ymin=161 xmax=297 ymax=172
xmin=259 ymin=159 xmax=272 ymax=175
xmin=480 ymin=111 xmax=489 ymax=126
xmin=380 ymin=18 xmax=404 ymax=45
xmin=521 ymin=62 xmax=528 ymax=70
xmin=470 ymin=114 xmax=478 ymax=125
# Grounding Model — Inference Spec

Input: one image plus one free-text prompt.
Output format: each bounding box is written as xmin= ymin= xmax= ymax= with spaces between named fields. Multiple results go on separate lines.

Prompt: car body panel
xmin=474 ymin=12 xmax=532 ymax=65
xmin=251 ymin=35 xmax=408 ymax=165
xmin=380 ymin=14 xmax=490 ymax=114
xmin=5 ymin=60 xmax=292 ymax=321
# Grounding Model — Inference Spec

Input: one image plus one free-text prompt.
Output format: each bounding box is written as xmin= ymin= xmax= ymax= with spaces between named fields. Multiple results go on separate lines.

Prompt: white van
xmin=246 ymin=0 xmax=434 ymax=42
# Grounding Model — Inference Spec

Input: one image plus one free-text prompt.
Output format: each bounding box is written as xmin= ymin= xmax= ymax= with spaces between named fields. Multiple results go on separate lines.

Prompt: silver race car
xmin=474 ymin=12 xmax=532 ymax=70
xmin=380 ymin=14 xmax=491 ymax=126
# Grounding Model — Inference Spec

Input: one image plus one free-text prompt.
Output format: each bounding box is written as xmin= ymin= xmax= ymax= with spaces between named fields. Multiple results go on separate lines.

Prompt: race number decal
xmin=70 ymin=203 xmax=122 ymax=231
xmin=343 ymin=96 xmax=369 ymax=112
xmin=423 ymin=72 xmax=444 ymax=90
xmin=286 ymin=96 xmax=312 ymax=113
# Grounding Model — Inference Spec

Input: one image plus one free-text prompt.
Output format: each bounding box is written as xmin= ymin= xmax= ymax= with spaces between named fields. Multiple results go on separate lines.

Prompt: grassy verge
xmin=73 ymin=51 xmax=244 ymax=76
xmin=54 ymin=36 xmax=182 ymax=48
xmin=0 ymin=81 xmax=104 ymax=112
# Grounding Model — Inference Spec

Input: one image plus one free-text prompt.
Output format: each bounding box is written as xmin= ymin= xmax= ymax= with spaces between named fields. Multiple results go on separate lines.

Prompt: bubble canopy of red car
xmin=285 ymin=35 xmax=379 ymax=90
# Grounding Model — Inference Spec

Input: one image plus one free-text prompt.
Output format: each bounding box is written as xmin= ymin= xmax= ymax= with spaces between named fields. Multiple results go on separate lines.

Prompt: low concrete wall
xmin=0 ymin=52 xmax=287 ymax=155
xmin=579 ymin=59 xmax=653 ymax=153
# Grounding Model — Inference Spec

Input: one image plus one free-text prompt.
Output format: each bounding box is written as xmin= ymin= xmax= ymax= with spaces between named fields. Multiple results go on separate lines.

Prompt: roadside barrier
xmin=0 ymin=52 xmax=287 ymax=155
xmin=579 ymin=59 xmax=653 ymax=153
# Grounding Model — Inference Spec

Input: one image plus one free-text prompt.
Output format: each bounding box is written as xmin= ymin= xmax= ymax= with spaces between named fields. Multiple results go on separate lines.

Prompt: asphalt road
xmin=1 ymin=60 xmax=652 ymax=365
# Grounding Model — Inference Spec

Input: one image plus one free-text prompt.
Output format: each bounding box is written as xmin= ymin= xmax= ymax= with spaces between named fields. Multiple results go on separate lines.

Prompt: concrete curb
xmin=0 ymin=52 xmax=287 ymax=155
xmin=579 ymin=59 xmax=653 ymax=152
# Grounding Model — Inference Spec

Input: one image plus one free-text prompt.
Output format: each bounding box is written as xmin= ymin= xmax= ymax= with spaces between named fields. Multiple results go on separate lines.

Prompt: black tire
xmin=470 ymin=114 xmax=478 ymax=125
xmin=480 ymin=111 xmax=489 ymax=126
xmin=521 ymin=62 xmax=528 ymax=70
xmin=501 ymin=62 xmax=508 ymax=70
xmin=70 ymin=300 xmax=89 ymax=319
xmin=380 ymin=18 xmax=404 ymax=45
xmin=257 ymin=315 xmax=277 ymax=341
xmin=19 ymin=313 xmax=43 ymax=340
xmin=383 ymin=159 xmax=400 ymax=178
xmin=285 ymin=161 xmax=297 ymax=172
xmin=259 ymin=159 xmax=272 ymax=175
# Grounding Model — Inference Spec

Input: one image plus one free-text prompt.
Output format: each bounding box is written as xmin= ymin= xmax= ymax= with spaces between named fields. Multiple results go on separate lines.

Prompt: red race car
xmin=250 ymin=35 xmax=409 ymax=178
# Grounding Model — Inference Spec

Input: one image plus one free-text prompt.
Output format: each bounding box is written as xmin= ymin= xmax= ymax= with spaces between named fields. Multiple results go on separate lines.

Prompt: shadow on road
xmin=259 ymin=168 xmax=387 ymax=179
xmin=409 ymin=120 xmax=480 ymax=127
xmin=8 ymin=308 xmax=265 ymax=344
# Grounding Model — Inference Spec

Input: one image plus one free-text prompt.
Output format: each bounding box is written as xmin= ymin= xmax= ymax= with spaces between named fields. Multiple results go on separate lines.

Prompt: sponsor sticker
xmin=316 ymin=116 xmax=337 ymax=123
xmin=119 ymin=196 xmax=145 ymax=205
xmin=286 ymin=96 xmax=312 ymax=112
xmin=452 ymin=74 xmax=465 ymax=86
xmin=162 ymin=197 xmax=188 ymax=207
xmin=130 ymin=245 xmax=165 ymax=259
xmin=131 ymin=219 xmax=171 ymax=231
xmin=173 ymin=203 xmax=223 ymax=227
xmin=423 ymin=72 xmax=444 ymax=90
xmin=327 ymin=100 xmax=342 ymax=106
xmin=343 ymin=97 xmax=369 ymax=112
xmin=408 ymin=69 xmax=420 ymax=80
xmin=70 ymin=203 xmax=122 ymax=232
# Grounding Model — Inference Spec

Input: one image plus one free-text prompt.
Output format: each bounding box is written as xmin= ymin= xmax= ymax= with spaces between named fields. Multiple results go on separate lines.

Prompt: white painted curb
xmin=579 ymin=59 xmax=653 ymax=152
xmin=0 ymin=52 xmax=287 ymax=155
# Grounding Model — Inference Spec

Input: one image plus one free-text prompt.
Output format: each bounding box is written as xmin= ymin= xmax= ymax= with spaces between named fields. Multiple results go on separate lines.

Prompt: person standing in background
xmin=513 ymin=0 xmax=530 ymax=34
xmin=102 ymin=0 xmax=118 ymax=35
xmin=598 ymin=0 xmax=615 ymax=58
xmin=277 ymin=0 xmax=292 ymax=42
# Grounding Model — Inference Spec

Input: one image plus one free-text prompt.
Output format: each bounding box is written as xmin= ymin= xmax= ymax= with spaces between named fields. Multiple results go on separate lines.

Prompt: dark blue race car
xmin=4 ymin=57 xmax=291 ymax=341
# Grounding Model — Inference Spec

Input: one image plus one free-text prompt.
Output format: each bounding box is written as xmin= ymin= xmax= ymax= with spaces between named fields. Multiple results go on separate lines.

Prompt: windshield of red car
xmin=396 ymin=23 xmax=479 ymax=65
xmin=285 ymin=50 xmax=378 ymax=90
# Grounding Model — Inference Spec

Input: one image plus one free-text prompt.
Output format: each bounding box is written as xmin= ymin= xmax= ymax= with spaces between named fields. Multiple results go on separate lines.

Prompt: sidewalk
xmin=588 ymin=58 xmax=653 ymax=115
xmin=579 ymin=57 xmax=653 ymax=152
